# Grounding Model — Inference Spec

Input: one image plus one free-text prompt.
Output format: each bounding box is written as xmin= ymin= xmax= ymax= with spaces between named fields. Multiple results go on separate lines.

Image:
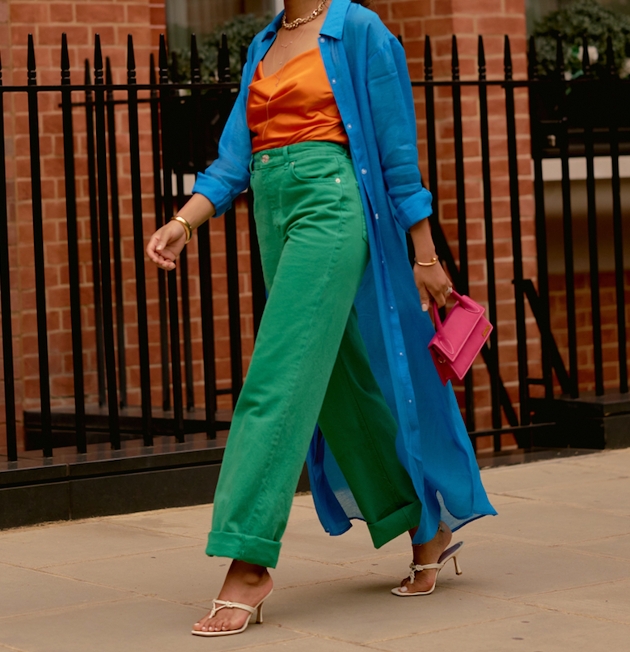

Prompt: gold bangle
xmin=171 ymin=215 xmax=192 ymax=243
xmin=414 ymin=256 xmax=439 ymax=267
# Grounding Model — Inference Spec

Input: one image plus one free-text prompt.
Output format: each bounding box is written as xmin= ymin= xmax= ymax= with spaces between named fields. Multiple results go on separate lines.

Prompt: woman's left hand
xmin=413 ymin=261 xmax=452 ymax=313
xmin=408 ymin=219 xmax=452 ymax=312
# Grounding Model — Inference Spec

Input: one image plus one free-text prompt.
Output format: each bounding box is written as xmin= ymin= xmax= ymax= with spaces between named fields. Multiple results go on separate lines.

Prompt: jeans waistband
xmin=250 ymin=141 xmax=350 ymax=172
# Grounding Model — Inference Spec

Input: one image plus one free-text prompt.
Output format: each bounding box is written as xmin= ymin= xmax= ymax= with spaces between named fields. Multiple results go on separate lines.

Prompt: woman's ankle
xmin=228 ymin=560 xmax=270 ymax=585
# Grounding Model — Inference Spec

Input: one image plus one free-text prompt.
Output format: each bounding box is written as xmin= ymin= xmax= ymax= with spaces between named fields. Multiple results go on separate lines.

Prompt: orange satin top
xmin=247 ymin=47 xmax=349 ymax=153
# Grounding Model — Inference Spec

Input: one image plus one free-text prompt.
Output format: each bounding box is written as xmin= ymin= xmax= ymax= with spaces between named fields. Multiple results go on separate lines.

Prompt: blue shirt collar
xmin=261 ymin=0 xmax=350 ymax=41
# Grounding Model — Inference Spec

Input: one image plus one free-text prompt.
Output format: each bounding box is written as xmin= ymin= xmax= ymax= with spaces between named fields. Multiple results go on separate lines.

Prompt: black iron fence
xmin=1 ymin=31 xmax=629 ymax=474
xmin=528 ymin=35 xmax=629 ymax=400
xmin=0 ymin=33 xmax=263 ymax=465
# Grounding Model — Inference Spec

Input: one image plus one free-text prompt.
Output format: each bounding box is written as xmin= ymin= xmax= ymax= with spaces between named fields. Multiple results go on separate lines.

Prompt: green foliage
xmin=532 ymin=0 xmax=630 ymax=78
xmin=170 ymin=12 xmax=273 ymax=83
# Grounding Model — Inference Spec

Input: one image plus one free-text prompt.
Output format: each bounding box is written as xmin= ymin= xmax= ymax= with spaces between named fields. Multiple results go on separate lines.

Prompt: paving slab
xmin=46 ymin=545 xmax=363 ymax=605
xmin=0 ymin=521 xmax=197 ymax=569
xmin=246 ymin=636 xmax=385 ymax=651
xmin=478 ymin=455 xmax=609 ymax=494
xmin=367 ymin=610 xmax=630 ymax=652
xmin=0 ymin=597 xmax=306 ymax=652
xmin=0 ymin=562 xmax=127 ymax=618
xmin=280 ymin=514 xmax=407 ymax=563
xmin=563 ymin=448 xmax=630 ymax=473
xmin=346 ymin=538 xmax=630 ymax=600
xmin=506 ymin=475 xmax=630 ymax=516
xmin=518 ymin=577 xmax=630 ymax=625
xmin=1 ymin=449 xmax=629 ymax=652
xmin=567 ymin=532 xmax=630 ymax=560
xmin=483 ymin=492 xmax=529 ymax=506
xmin=104 ymin=504 xmax=213 ymax=541
xmin=263 ymin=574 xmax=535 ymax=644
xmin=463 ymin=499 xmax=630 ymax=546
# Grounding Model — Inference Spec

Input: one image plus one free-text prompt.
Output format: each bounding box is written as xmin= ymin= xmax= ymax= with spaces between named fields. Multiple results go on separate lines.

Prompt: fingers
xmin=414 ymin=263 xmax=453 ymax=311
xmin=146 ymin=234 xmax=176 ymax=271
xmin=432 ymin=289 xmax=447 ymax=308
xmin=418 ymin=282 xmax=431 ymax=312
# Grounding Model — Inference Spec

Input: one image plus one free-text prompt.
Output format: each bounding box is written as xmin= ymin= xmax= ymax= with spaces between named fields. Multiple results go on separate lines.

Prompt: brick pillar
xmin=372 ymin=1 xmax=538 ymax=442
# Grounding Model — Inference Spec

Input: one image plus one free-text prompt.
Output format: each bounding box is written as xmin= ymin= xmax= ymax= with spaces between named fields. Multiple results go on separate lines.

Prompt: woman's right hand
xmin=146 ymin=221 xmax=187 ymax=271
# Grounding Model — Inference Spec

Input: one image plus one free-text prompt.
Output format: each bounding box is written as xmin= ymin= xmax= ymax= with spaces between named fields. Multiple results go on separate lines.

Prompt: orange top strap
xmin=247 ymin=47 xmax=349 ymax=154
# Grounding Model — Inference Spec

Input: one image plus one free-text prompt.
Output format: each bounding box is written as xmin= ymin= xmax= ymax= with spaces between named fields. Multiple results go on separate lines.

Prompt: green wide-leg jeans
xmin=206 ymin=142 xmax=421 ymax=568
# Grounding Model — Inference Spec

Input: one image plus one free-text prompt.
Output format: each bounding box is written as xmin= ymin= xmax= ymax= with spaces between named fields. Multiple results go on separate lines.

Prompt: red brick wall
xmin=0 ymin=1 xmax=172 ymax=453
xmin=549 ymin=272 xmax=630 ymax=394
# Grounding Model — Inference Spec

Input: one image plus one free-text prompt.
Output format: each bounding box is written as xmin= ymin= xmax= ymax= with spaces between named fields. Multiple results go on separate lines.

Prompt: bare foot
xmin=192 ymin=560 xmax=273 ymax=634
xmin=398 ymin=522 xmax=453 ymax=594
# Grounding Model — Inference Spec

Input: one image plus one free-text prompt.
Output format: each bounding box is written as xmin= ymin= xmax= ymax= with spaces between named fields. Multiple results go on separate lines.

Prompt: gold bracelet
xmin=414 ymin=256 xmax=439 ymax=267
xmin=171 ymin=215 xmax=192 ymax=243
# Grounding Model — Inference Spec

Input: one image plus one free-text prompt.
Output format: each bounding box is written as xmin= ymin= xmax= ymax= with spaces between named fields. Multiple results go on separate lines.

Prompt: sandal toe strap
xmin=407 ymin=561 xmax=443 ymax=582
xmin=211 ymin=599 xmax=256 ymax=617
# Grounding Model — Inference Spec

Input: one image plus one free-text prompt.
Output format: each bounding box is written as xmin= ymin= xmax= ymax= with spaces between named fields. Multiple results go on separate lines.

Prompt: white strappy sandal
xmin=191 ymin=589 xmax=273 ymax=637
xmin=391 ymin=541 xmax=464 ymax=596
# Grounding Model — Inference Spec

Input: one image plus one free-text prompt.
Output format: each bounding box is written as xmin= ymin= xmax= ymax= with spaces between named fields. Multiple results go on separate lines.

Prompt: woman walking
xmin=147 ymin=0 xmax=496 ymax=637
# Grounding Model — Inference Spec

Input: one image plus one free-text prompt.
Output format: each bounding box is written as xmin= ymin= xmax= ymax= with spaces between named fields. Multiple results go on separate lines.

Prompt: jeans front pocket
xmin=289 ymin=155 xmax=341 ymax=184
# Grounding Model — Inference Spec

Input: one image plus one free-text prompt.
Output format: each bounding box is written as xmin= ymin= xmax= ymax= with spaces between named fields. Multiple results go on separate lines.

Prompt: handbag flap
xmin=430 ymin=299 xmax=484 ymax=363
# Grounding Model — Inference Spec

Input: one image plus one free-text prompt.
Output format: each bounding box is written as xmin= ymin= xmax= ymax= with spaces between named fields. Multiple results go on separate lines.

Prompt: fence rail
xmin=1 ymin=31 xmax=629 ymax=469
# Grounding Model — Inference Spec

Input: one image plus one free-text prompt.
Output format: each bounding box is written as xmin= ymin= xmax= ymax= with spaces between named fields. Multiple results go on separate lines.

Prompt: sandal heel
xmin=453 ymin=554 xmax=463 ymax=575
xmin=256 ymin=604 xmax=264 ymax=624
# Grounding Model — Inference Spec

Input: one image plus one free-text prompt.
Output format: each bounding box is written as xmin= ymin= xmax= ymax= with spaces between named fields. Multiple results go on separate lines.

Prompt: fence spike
xmin=424 ymin=35 xmax=433 ymax=82
xmin=451 ymin=34 xmax=460 ymax=81
xmin=503 ymin=35 xmax=513 ymax=81
xmin=191 ymin=33 xmax=201 ymax=83
xmin=149 ymin=52 xmax=157 ymax=85
xmin=84 ymin=58 xmax=92 ymax=84
xmin=555 ymin=33 xmax=564 ymax=78
xmin=61 ymin=33 xmax=70 ymax=84
xmin=170 ymin=51 xmax=180 ymax=83
xmin=477 ymin=35 xmax=486 ymax=81
xmin=94 ymin=34 xmax=104 ymax=84
xmin=397 ymin=34 xmax=404 ymax=48
xmin=127 ymin=34 xmax=136 ymax=83
xmin=158 ymin=34 xmax=168 ymax=84
xmin=606 ymin=35 xmax=616 ymax=77
xmin=528 ymin=35 xmax=538 ymax=80
xmin=581 ymin=34 xmax=591 ymax=76
xmin=27 ymin=33 xmax=37 ymax=85
xmin=218 ymin=33 xmax=230 ymax=82
xmin=105 ymin=56 xmax=113 ymax=86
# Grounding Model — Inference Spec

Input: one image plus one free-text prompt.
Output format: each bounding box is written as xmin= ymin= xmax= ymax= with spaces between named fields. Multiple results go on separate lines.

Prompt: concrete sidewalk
xmin=1 ymin=449 xmax=629 ymax=652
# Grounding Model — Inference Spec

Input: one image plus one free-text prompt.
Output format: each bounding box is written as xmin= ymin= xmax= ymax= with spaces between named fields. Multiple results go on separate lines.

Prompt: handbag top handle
xmin=432 ymin=289 xmax=483 ymax=330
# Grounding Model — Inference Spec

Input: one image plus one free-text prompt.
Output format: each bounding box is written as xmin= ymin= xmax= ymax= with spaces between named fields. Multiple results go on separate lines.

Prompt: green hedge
xmin=532 ymin=0 xmax=630 ymax=78
xmin=170 ymin=13 xmax=273 ymax=83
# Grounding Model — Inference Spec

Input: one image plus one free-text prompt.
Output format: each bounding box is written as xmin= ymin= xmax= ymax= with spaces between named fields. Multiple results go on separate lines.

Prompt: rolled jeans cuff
xmin=367 ymin=499 xmax=422 ymax=549
xmin=206 ymin=530 xmax=282 ymax=569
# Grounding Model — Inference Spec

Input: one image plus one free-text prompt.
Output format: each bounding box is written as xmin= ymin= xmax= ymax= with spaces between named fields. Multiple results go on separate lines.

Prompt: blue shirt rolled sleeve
xmin=366 ymin=37 xmax=433 ymax=231
xmin=191 ymin=58 xmax=254 ymax=216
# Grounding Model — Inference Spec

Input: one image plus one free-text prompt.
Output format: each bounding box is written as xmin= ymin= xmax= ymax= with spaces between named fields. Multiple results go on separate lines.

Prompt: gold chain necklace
xmin=282 ymin=0 xmax=327 ymax=31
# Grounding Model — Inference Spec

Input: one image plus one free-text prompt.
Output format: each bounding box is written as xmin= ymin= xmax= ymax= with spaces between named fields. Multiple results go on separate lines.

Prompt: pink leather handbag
xmin=428 ymin=290 xmax=493 ymax=385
